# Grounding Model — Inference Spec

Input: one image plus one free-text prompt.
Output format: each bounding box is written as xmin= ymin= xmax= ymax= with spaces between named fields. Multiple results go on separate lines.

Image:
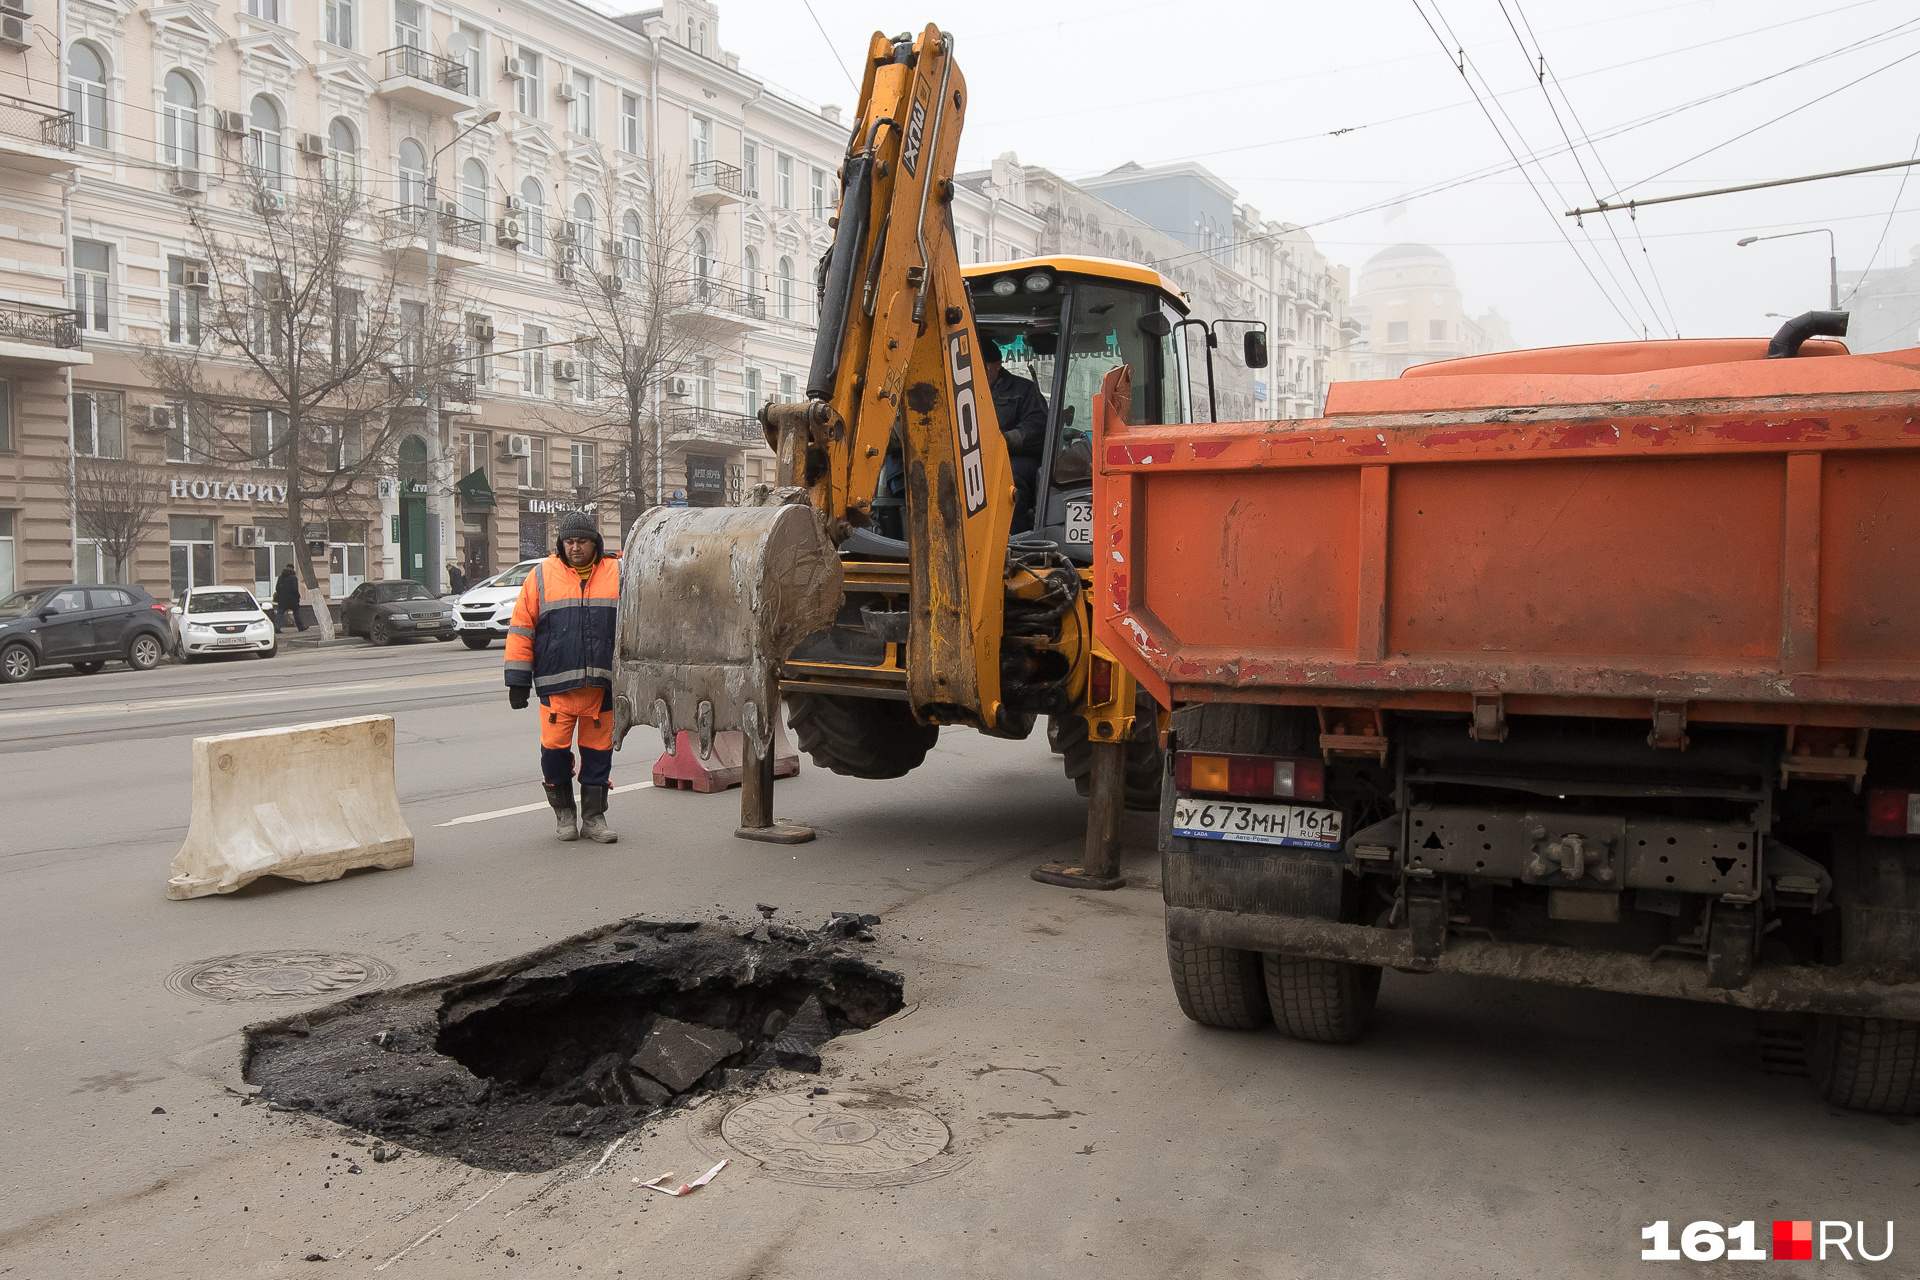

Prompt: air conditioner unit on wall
xmin=469 ymin=319 xmax=495 ymax=342
xmin=145 ymin=405 xmax=176 ymax=432
xmin=216 ymin=109 xmax=249 ymax=136
xmin=234 ymin=526 xmax=263 ymax=548
xmin=502 ymin=55 xmax=525 ymax=79
xmin=295 ymin=132 xmax=327 ymax=157
xmin=555 ymin=81 xmax=578 ymax=103
xmin=0 ymin=14 xmax=30 ymax=49
xmin=495 ymin=216 xmax=523 ymax=248
xmin=0 ymin=0 xmax=33 ymax=18
xmin=666 ymin=375 xmax=689 ymax=398
xmin=168 ymin=168 xmax=206 ymax=196
xmin=181 ymin=264 xmax=211 ymax=290
xmin=499 ymin=434 xmax=531 ymax=458
xmin=551 ymin=359 xmax=578 ymax=383
xmin=256 ymin=190 xmax=288 ymax=214
xmin=604 ymin=274 xmax=624 ymax=294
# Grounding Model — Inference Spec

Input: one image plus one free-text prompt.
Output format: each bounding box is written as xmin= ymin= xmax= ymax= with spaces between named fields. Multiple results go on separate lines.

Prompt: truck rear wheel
xmin=1810 ymin=1015 xmax=1920 ymax=1115
xmin=1263 ymin=952 xmax=1381 ymax=1044
xmin=1165 ymin=933 xmax=1270 ymax=1030
xmin=787 ymin=691 xmax=938 ymax=780
xmin=1050 ymin=688 xmax=1162 ymax=810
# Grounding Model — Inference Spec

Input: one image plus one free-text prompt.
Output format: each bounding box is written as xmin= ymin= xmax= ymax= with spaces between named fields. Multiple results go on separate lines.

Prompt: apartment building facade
xmin=1 ymin=0 xmax=845 ymax=604
xmin=1346 ymin=242 xmax=1514 ymax=381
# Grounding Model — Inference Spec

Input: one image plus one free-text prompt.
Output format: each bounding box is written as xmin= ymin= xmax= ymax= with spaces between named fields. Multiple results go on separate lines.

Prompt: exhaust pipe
xmin=1766 ymin=309 xmax=1849 ymax=359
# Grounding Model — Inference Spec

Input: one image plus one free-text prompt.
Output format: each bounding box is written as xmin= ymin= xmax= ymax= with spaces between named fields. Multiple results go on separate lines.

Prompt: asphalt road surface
xmin=2 ymin=641 xmax=1913 ymax=1278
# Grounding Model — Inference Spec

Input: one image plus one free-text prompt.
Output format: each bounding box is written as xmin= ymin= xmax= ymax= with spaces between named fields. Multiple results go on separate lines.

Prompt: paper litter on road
xmin=633 ymin=1159 xmax=728 ymax=1196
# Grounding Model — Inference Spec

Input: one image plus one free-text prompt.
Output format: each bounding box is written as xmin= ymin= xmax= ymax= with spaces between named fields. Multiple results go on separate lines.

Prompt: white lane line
xmin=0 ymin=669 xmax=495 ymax=726
xmin=437 ymin=779 xmax=653 ymax=826
xmin=374 ymin=1172 xmax=516 ymax=1271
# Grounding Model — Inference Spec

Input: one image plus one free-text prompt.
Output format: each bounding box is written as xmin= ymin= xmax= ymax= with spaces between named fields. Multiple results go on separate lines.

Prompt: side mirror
xmin=37 ymin=609 xmax=56 ymax=620
xmin=1137 ymin=312 xmax=1172 ymax=338
xmin=1243 ymin=330 xmax=1269 ymax=369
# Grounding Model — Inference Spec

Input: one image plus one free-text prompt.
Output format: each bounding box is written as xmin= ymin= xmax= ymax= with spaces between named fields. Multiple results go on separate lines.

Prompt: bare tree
xmin=60 ymin=449 xmax=170 ymax=584
xmin=138 ymin=166 xmax=464 ymax=640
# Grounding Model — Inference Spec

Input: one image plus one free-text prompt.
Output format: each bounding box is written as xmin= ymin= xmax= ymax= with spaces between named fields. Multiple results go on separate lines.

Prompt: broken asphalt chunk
xmin=627 ymin=1017 xmax=744 ymax=1094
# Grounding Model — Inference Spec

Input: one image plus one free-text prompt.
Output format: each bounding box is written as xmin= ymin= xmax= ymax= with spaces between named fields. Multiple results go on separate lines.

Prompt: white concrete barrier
xmin=167 ymin=714 xmax=413 ymax=900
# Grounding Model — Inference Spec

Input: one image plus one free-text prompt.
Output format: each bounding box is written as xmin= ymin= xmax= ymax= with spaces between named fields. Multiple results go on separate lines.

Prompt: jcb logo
xmin=902 ymin=95 xmax=927 ymax=178
xmin=948 ymin=331 xmax=986 ymax=517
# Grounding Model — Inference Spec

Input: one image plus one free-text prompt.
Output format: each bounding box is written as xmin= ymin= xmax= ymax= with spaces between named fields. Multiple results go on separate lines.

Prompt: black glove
xmin=508 ymin=686 xmax=529 ymax=710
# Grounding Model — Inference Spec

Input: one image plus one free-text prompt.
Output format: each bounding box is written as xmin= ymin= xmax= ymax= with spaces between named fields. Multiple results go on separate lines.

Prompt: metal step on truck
xmin=1092 ymin=313 xmax=1920 ymax=1113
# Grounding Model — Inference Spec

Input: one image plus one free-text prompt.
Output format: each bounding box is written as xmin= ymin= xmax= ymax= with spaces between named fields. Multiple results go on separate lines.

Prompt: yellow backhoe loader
xmin=611 ymin=24 xmax=1265 ymax=886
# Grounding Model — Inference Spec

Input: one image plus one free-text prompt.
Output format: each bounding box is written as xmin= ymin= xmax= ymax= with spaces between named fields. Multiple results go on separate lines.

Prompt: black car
xmin=341 ymin=580 xmax=459 ymax=645
xmin=0 ymin=583 xmax=172 ymax=683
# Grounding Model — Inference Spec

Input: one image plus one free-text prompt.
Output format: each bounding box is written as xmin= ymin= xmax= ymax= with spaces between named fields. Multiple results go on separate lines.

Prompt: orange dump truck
xmin=1094 ymin=314 xmax=1920 ymax=1112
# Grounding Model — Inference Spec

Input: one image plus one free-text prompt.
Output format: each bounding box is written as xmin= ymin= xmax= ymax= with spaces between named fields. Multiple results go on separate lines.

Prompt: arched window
xmin=162 ymin=71 xmax=198 ymax=168
xmin=777 ymin=255 xmax=795 ymax=320
xmin=68 ymin=43 xmax=107 ymax=148
xmin=327 ymin=117 xmax=357 ymax=192
xmin=691 ymin=231 xmax=713 ymax=302
xmin=460 ymin=158 xmax=487 ymax=226
xmin=742 ymin=245 xmax=759 ymax=299
xmin=519 ymin=177 xmax=545 ymax=255
xmin=620 ymin=210 xmax=643 ymax=281
xmin=571 ymin=193 xmax=595 ymax=272
xmin=247 ymin=95 xmax=283 ymax=188
xmin=397 ymin=137 xmax=426 ymax=214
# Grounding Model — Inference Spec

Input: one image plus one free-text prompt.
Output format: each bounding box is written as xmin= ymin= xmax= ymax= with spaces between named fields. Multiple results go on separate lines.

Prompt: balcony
xmin=0 ymin=92 xmax=79 ymax=176
xmin=441 ymin=372 xmax=478 ymax=410
xmin=682 ymin=279 xmax=767 ymax=332
xmin=376 ymin=46 xmax=475 ymax=114
xmin=688 ymin=159 xmax=743 ymax=209
xmin=379 ymin=204 xmax=489 ymax=272
xmin=662 ymin=405 xmax=763 ymax=448
xmin=0 ymin=299 xmax=93 ymax=367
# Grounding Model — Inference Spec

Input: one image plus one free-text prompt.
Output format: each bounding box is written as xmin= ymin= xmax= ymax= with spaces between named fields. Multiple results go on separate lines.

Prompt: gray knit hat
xmin=554 ymin=509 xmax=603 ymax=559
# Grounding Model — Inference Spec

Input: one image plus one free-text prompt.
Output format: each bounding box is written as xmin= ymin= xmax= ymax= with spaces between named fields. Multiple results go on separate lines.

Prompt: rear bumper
xmin=1166 ymin=905 xmax=1920 ymax=1020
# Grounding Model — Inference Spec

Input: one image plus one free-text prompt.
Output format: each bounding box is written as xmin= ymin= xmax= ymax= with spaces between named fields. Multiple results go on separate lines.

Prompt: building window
xmin=971 ymin=233 xmax=984 ymax=263
xmin=68 ymin=43 xmax=108 ymax=148
xmin=170 ymin=515 xmax=217 ymax=599
xmin=167 ymin=256 xmax=202 ymax=345
xmin=250 ymin=409 xmax=288 ymax=469
xmin=576 ymin=339 xmax=597 ymax=400
xmin=569 ymin=71 xmax=594 ymax=137
xmin=332 ymin=287 xmax=361 ymax=366
xmin=1429 ymin=319 xmax=1448 ymax=342
xmin=459 ymin=429 xmax=489 ymax=476
xmin=810 ymin=166 xmax=829 ymax=219
xmin=515 ymin=49 xmax=543 ymax=118
xmin=778 ymin=371 xmax=795 ymax=401
xmin=75 ymin=526 xmax=116 ymax=585
xmin=327 ymin=521 xmax=368 ymax=598
xmin=693 ymin=356 xmax=714 ymax=408
xmin=743 ymin=245 xmax=759 ymax=298
xmin=394 ymin=0 xmax=421 ymax=48
xmin=0 ymin=510 xmax=14 ymax=598
xmin=0 ymin=379 xmax=10 ymax=451
xmin=163 ymin=402 xmax=195 ymax=462
xmin=571 ymin=194 xmax=596 ymax=273
xmin=620 ymin=92 xmax=642 ymax=154
xmin=449 ymin=25 xmax=482 ymax=96
xmin=570 ymin=441 xmax=596 ymax=495
xmin=687 ymin=17 xmax=705 ymax=55
xmin=73 ymin=239 xmax=109 ymax=333
xmin=465 ymin=312 xmax=492 ymax=385
xmin=690 ymin=231 xmax=712 ymax=302
xmin=690 ymin=115 xmax=712 ymax=165
xmin=460 ymin=157 xmax=488 ymax=225
xmin=777 ymin=255 xmax=795 ymax=320
xmin=620 ymin=211 xmax=643 ymax=280
xmin=397 ymin=137 xmax=426 ymax=211
xmin=741 ymin=141 xmax=759 ymax=197
xmin=524 ymin=323 xmax=548 ymax=396
xmin=247 ymin=95 xmax=283 ymax=188
xmin=518 ymin=433 xmax=545 ymax=489
xmin=519 ymin=177 xmax=545 ymax=254
xmin=775 ymin=154 xmax=793 ymax=209
xmin=71 ymin=389 xmax=123 ymax=457
xmin=253 ymin=270 xmax=288 ymax=356
xmin=1386 ymin=320 xmax=1408 ymax=344
xmin=744 ymin=366 xmax=761 ymax=417
xmin=247 ymin=0 xmax=283 ymax=20
xmin=162 ymin=72 xmax=199 ymax=168
xmin=325 ymin=0 xmax=354 ymax=47
xmin=328 ymin=118 xmax=358 ymax=192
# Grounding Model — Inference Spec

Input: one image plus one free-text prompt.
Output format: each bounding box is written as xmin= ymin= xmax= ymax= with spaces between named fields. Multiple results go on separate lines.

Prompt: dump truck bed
xmin=1094 ymin=340 xmax=1920 ymax=729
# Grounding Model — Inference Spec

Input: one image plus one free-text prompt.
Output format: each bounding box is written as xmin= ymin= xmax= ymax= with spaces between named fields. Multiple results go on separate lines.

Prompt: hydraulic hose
xmin=1766 ymin=310 xmax=1849 ymax=359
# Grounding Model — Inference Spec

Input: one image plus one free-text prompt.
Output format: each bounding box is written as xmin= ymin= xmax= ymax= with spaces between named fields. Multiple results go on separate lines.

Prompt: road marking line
xmin=0 ymin=669 xmax=495 ymax=725
xmin=374 ymin=1172 xmax=515 ymax=1271
xmin=437 ymin=779 xmax=653 ymax=826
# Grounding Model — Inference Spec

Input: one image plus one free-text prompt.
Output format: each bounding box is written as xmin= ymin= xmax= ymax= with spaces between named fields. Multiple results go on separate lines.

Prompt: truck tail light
xmin=1174 ymin=751 xmax=1324 ymax=802
xmin=1867 ymin=788 xmax=1920 ymax=837
xmin=1089 ymin=655 xmax=1112 ymax=707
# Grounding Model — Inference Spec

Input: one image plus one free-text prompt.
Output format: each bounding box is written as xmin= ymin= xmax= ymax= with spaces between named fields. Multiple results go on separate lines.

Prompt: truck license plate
xmin=1171 ymin=798 xmax=1343 ymax=849
xmin=1064 ymin=498 xmax=1091 ymax=545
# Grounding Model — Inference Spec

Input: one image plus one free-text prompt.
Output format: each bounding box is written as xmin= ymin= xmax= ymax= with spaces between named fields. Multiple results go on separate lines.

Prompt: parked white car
xmin=455 ymin=559 xmax=541 ymax=649
xmin=173 ymin=585 xmax=277 ymax=660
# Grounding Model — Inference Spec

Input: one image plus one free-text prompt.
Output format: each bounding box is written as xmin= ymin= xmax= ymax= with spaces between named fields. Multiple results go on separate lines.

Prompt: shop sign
xmin=686 ymin=455 xmax=725 ymax=506
xmin=523 ymin=497 xmax=595 ymax=514
xmin=169 ymin=478 xmax=287 ymax=503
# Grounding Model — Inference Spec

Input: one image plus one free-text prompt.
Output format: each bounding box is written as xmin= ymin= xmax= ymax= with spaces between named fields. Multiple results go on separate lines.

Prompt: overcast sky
xmin=702 ymin=0 xmax=1920 ymax=351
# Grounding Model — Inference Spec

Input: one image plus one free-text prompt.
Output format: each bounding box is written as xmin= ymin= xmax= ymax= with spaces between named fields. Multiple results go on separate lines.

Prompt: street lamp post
xmin=422 ymin=108 xmax=499 ymax=594
xmin=1736 ymin=228 xmax=1838 ymax=310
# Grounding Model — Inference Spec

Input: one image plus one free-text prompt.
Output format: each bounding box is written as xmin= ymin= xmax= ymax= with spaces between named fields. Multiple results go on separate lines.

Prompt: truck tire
xmin=787 ymin=692 xmax=938 ymax=780
xmin=1810 ymin=1015 xmax=1920 ymax=1115
xmin=1050 ymin=688 xmax=1162 ymax=810
xmin=1165 ymin=933 xmax=1270 ymax=1030
xmin=1263 ymin=952 xmax=1381 ymax=1045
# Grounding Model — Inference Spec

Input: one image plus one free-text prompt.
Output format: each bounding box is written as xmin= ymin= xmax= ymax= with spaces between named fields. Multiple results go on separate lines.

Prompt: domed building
xmin=1347 ymin=243 xmax=1514 ymax=380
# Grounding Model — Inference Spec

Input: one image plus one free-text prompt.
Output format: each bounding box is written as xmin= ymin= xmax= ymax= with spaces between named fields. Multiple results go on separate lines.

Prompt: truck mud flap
xmin=1165 ymin=906 xmax=1920 ymax=1020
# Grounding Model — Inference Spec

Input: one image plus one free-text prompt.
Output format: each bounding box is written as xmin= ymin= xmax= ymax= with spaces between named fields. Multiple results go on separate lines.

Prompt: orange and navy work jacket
xmin=504 ymin=554 xmax=620 ymax=702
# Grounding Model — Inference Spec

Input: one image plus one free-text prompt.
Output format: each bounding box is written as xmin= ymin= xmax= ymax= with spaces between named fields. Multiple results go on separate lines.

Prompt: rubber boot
xmin=545 ymin=782 xmax=578 ymax=842
xmin=579 ymin=784 xmax=618 ymax=844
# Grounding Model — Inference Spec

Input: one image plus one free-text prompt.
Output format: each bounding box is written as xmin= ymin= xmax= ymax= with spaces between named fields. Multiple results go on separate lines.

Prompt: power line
xmin=798 ymin=0 xmax=858 ymax=92
xmin=1846 ymin=128 xmax=1920 ymax=304
xmin=1567 ymin=157 xmax=1920 ymax=216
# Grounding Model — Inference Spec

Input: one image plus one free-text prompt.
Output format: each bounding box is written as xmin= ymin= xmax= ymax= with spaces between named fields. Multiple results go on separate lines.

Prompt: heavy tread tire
xmin=1051 ymin=687 xmax=1163 ymax=810
xmin=787 ymin=692 xmax=938 ymax=780
xmin=1810 ymin=1015 xmax=1920 ymax=1115
xmin=126 ymin=633 xmax=163 ymax=671
xmin=1165 ymin=933 xmax=1271 ymax=1030
xmin=1263 ymin=952 xmax=1382 ymax=1045
xmin=461 ymin=634 xmax=492 ymax=650
xmin=1 ymin=643 xmax=36 ymax=683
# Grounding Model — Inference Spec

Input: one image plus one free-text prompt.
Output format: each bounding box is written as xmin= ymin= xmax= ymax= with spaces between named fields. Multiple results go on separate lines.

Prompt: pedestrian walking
xmin=446 ymin=563 xmax=469 ymax=595
xmin=271 ymin=565 xmax=307 ymax=632
xmin=504 ymin=510 xmax=619 ymax=844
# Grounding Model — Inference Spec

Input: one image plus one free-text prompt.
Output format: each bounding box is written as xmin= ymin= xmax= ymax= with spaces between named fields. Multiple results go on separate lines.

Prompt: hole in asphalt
xmin=244 ymin=917 xmax=901 ymax=1172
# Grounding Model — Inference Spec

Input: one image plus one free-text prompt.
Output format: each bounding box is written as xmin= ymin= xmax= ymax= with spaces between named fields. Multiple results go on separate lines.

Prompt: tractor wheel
xmin=1049 ymin=687 xmax=1162 ymax=810
xmin=786 ymin=692 xmax=938 ymax=780
xmin=1165 ymin=932 xmax=1270 ymax=1030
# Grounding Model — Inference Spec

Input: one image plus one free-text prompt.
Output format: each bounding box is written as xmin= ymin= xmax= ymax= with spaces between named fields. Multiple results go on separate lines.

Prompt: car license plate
xmin=1171 ymin=797 xmax=1343 ymax=849
xmin=1064 ymin=498 xmax=1091 ymax=545
xmin=214 ymin=639 xmax=251 ymax=648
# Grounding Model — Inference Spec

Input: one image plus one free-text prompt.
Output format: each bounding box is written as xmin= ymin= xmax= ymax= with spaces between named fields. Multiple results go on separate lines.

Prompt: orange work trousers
xmin=540 ymin=686 xmax=613 ymax=788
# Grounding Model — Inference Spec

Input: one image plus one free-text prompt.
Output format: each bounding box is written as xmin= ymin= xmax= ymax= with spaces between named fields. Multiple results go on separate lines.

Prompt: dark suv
xmin=0 ymin=583 xmax=172 ymax=683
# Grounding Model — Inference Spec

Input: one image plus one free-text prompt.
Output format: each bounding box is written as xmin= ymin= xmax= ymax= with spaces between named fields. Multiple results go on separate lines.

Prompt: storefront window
xmin=0 ymin=510 xmax=14 ymax=597
xmin=519 ymin=509 xmax=547 ymax=562
xmin=328 ymin=520 xmax=367 ymax=599
xmin=460 ymin=513 xmax=489 ymax=583
xmin=253 ymin=517 xmax=295 ymax=598
xmin=169 ymin=514 xmax=217 ymax=600
xmin=75 ymin=515 xmax=118 ymax=584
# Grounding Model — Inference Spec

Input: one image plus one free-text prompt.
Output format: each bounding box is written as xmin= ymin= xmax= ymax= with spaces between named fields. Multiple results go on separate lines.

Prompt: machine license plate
xmin=214 ymin=639 xmax=251 ymax=648
xmin=1171 ymin=798 xmax=1343 ymax=849
xmin=1064 ymin=498 xmax=1091 ymax=544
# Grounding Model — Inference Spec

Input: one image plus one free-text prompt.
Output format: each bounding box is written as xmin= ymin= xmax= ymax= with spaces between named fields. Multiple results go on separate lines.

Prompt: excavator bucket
xmin=611 ymin=499 xmax=843 ymax=762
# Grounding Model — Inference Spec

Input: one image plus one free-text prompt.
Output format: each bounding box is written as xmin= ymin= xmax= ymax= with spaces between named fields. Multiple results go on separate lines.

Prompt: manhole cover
xmin=167 ymin=951 xmax=395 ymax=1002
xmin=717 ymin=1091 xmax=966 ymax=1188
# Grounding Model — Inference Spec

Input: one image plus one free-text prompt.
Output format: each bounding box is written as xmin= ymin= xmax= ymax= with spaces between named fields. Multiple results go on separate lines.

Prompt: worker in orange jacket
xmin=505 ymin=510 xmax=621 ymax=843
